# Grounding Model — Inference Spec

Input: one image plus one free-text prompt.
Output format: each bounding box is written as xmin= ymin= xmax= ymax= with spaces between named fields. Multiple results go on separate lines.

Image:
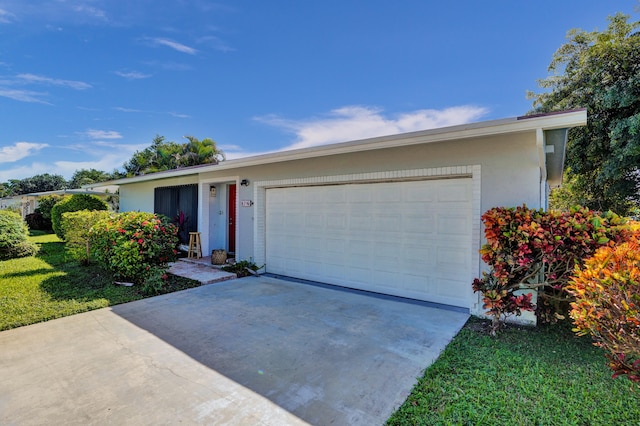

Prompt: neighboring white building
xmin=106 ymin=110 xmax=587 ymax=316
xmin=0 ymin=186 xmax=120 ymax=218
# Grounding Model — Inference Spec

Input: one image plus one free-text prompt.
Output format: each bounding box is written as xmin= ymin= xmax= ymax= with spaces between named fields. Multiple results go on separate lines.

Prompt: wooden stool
xmin=187 ymin=232 xmax=202 ymax=259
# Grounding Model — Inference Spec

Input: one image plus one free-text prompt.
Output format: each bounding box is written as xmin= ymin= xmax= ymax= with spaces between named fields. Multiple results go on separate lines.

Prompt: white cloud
xmin=114 ymin=71 xmax=152 ymax=80
xmin=0 ymin=142 xmax=48 ymax=163
xmin=17 ymin=73 xmax=91 ymax=90
xmin=256 ymin=105 xmax=489 ymax=151
xmin=0 ymin=8 xmax=16 ymax=23
xmin=218 ymin=144 xmax=271 ymax=160
xmin=0 ymin=141 xmax=144 ymax=181
xmin=0 ymin=88 xmax=50 ymax=104
xmin=168 ymin=112 xmax=190 ymax=118
xmin=149 ymin=37 xmax=197 ymax=55
xmin=197 ymin=35 xmax=234 ymax=53
xmin=73 ymin=5 xmax=107 ymax=21
xmin=80 ymin=129 xmax=123 ymax=139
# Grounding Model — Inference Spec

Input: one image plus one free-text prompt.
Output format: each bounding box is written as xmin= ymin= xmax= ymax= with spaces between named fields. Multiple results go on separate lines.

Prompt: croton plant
xmin=474 ymin=205 xmax=629 ymax=334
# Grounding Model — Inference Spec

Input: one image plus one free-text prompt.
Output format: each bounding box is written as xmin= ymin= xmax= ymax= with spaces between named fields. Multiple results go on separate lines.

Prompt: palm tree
xmin=181 ymin=136 xmax=225 ymax=167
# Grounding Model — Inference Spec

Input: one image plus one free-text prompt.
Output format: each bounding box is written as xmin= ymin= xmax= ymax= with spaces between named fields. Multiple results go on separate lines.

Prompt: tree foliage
xmin=7 ymin=174 xmax=67 ymax=195
xmin=123 ymin=135 xmax=224 ymax=176
xmin=530 ymin=13 xmax=640 ymax=215
xmin=68 ymin=169 xmax=121 ymax=189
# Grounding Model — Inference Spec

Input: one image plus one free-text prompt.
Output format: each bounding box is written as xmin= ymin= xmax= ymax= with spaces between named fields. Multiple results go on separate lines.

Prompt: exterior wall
xmin=119 ymin=175 xmax=199 ymax=213
xmin=118 ymin=132 xmax=541 ymax=314
xmin=196 ymin=132 xmax=540 ymax=262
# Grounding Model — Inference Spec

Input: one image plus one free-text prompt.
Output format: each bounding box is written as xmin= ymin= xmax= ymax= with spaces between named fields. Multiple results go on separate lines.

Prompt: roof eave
xmin=105 ymin=109 xmax=588 ymax=186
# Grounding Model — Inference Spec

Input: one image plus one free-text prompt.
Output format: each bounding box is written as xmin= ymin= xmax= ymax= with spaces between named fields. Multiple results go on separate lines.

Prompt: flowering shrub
xmin=90 ymin=212 xmax=178 ymax=294
xmin=474 ymin=205 xmax=628 ymax=333
xmin=568 ymin=232 xmax=640 ymax=384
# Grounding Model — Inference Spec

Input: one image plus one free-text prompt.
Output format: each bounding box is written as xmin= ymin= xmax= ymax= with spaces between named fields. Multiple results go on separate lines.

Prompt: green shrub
xmin=25 ymin=212 xmax=52 ymax=231
xmin=61 ymin=210 xmax=111 ymax=265
xmin=568 ymin=231 xmax=640 ymax=385
xmin=51 ymin=194 xmax=108 ymax=239
xmin=35 ymin=194 xmax=64 ymax=221
xmin=0 ymin=210 xmax=38 ymax=260
xmin=90 ymin=212 xmax=178 ymax=294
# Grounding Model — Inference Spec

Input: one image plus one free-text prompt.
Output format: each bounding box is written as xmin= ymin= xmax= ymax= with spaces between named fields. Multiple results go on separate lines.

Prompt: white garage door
xmin=265 ymin=178 xmax=473 ymax=308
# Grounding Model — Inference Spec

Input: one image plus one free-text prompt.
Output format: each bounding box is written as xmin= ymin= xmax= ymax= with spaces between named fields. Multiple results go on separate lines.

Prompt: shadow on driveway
xmin=0 ymin=276 xmax=469 ymax=425
xmin=111 ymin=276 xmax=469 ymax=425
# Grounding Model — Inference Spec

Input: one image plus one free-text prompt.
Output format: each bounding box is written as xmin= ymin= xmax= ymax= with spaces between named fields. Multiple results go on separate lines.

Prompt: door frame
xmin=198 ymin=176 xmax=240 ymax=258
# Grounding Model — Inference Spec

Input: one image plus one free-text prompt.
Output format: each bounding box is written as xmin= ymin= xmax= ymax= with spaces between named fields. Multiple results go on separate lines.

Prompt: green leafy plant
xmin=0 ymin=210 xmax=38 ymax=260
xmin=24 ymin=212 xmax=51 ymax=231
xmin=51 ymin=194 xmax=108 ymax=239
xmin=568 ymin=231 xmax=640 ymax=384
xmin=222 ymin=259 xmax=264 ymax=277
xmin=90 ymin=212 xmax=178 ymax=294
xmin=61 ymin=210 xmax=111 ymax=265
xmin=474 ymin=205 xmax=628 ymax=334
xmin=35 ymin=194 xmax=64 ymax=221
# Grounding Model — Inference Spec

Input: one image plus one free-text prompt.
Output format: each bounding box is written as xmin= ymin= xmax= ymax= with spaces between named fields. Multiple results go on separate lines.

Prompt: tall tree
xmin=179 ymin=136 xmax=225 ymax=167
xmin=123 ymin=135 xmax=224 ymax=177
xmin=68 ymin=169 xmax=118 ymax=189
xmin=12 ymin=174 xmax=67 ymax=195
xmin=529 ymin=13 xmax=640 ymax=215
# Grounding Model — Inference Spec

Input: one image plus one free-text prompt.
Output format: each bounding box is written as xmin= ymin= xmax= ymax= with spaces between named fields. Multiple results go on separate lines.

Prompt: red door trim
xmin=228 ymin=184 xmax=236 ymax=254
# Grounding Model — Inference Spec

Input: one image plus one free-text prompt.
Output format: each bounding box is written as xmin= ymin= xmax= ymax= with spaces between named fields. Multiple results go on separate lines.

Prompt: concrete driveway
xmin=0 ymin=276 xmax=469 ymax=425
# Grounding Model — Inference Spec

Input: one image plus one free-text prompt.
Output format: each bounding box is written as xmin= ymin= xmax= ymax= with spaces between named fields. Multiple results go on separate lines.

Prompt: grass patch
xmin=0 ymin=232 xmax=201 ymax=331
xmin=387 ymin=318 xmax=640 ymax=425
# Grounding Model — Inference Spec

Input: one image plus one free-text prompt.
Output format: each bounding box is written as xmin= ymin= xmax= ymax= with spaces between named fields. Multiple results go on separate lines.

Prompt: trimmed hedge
xmin=51 ymin=194 xmax=108 ymax=239
xmin=0 ymin=210 xmax=38 ymax=260
xmin=61 ymin=210 xmax=111 ymax=265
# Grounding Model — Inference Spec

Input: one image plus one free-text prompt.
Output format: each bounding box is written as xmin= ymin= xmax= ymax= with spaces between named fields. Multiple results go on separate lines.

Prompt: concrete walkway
xmin=0 ymin=276 xmax=469 ymax=425
xmin=168 ymin=258 xmax=236 ymax=284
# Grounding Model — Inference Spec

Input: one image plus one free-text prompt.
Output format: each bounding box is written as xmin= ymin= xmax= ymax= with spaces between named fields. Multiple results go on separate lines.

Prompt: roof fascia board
xmin=110 ymin=110 xmax=587 ymax=186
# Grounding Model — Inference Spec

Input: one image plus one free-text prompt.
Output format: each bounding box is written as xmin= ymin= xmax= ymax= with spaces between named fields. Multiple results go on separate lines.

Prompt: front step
xmin=168 ymin=260 xmax=237 ymax=285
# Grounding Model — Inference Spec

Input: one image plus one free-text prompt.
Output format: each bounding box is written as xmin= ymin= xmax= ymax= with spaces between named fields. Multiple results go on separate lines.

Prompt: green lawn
xmin=0 ymin=231 xmax=201 ymax=331
xmin=388 ymin=318 xmax=640 ymax=425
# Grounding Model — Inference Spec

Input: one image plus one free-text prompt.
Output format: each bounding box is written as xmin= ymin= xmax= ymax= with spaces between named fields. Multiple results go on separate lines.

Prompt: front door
xmin=228 ymin=184 xmax=236 ymax=254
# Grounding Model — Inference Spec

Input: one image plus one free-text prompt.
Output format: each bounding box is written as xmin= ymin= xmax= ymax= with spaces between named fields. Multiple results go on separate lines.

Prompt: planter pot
xmin=211 ymin=249 xmax=227 ymax=265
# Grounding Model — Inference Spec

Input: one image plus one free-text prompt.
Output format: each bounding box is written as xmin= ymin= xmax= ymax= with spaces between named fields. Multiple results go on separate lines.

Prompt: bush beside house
xmin=474 ymin=204 xmax=640 ymax=385
xmin=473 ymin=205 xmax=628 ymax=333
xmin=569 ymin=231 xmax=640 ymax=384
xmin=90 ymin=212 xmax=179 ymax=294
xmin=0 ymin=210 xmax=38 ymax=260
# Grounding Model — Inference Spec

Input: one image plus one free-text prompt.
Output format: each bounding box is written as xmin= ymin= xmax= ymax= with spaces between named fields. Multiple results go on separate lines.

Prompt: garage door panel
xmin=265 ymin=179 xmax=472 ymax=308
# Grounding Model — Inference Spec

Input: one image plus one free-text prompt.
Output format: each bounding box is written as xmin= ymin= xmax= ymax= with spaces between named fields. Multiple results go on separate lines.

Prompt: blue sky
xmin=0 ymin=1 xmax=638 ymax=181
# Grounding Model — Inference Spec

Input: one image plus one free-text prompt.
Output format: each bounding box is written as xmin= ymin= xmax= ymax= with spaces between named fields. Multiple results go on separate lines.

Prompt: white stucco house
xmin=105 ymin=109 xmax=587 ymax=316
